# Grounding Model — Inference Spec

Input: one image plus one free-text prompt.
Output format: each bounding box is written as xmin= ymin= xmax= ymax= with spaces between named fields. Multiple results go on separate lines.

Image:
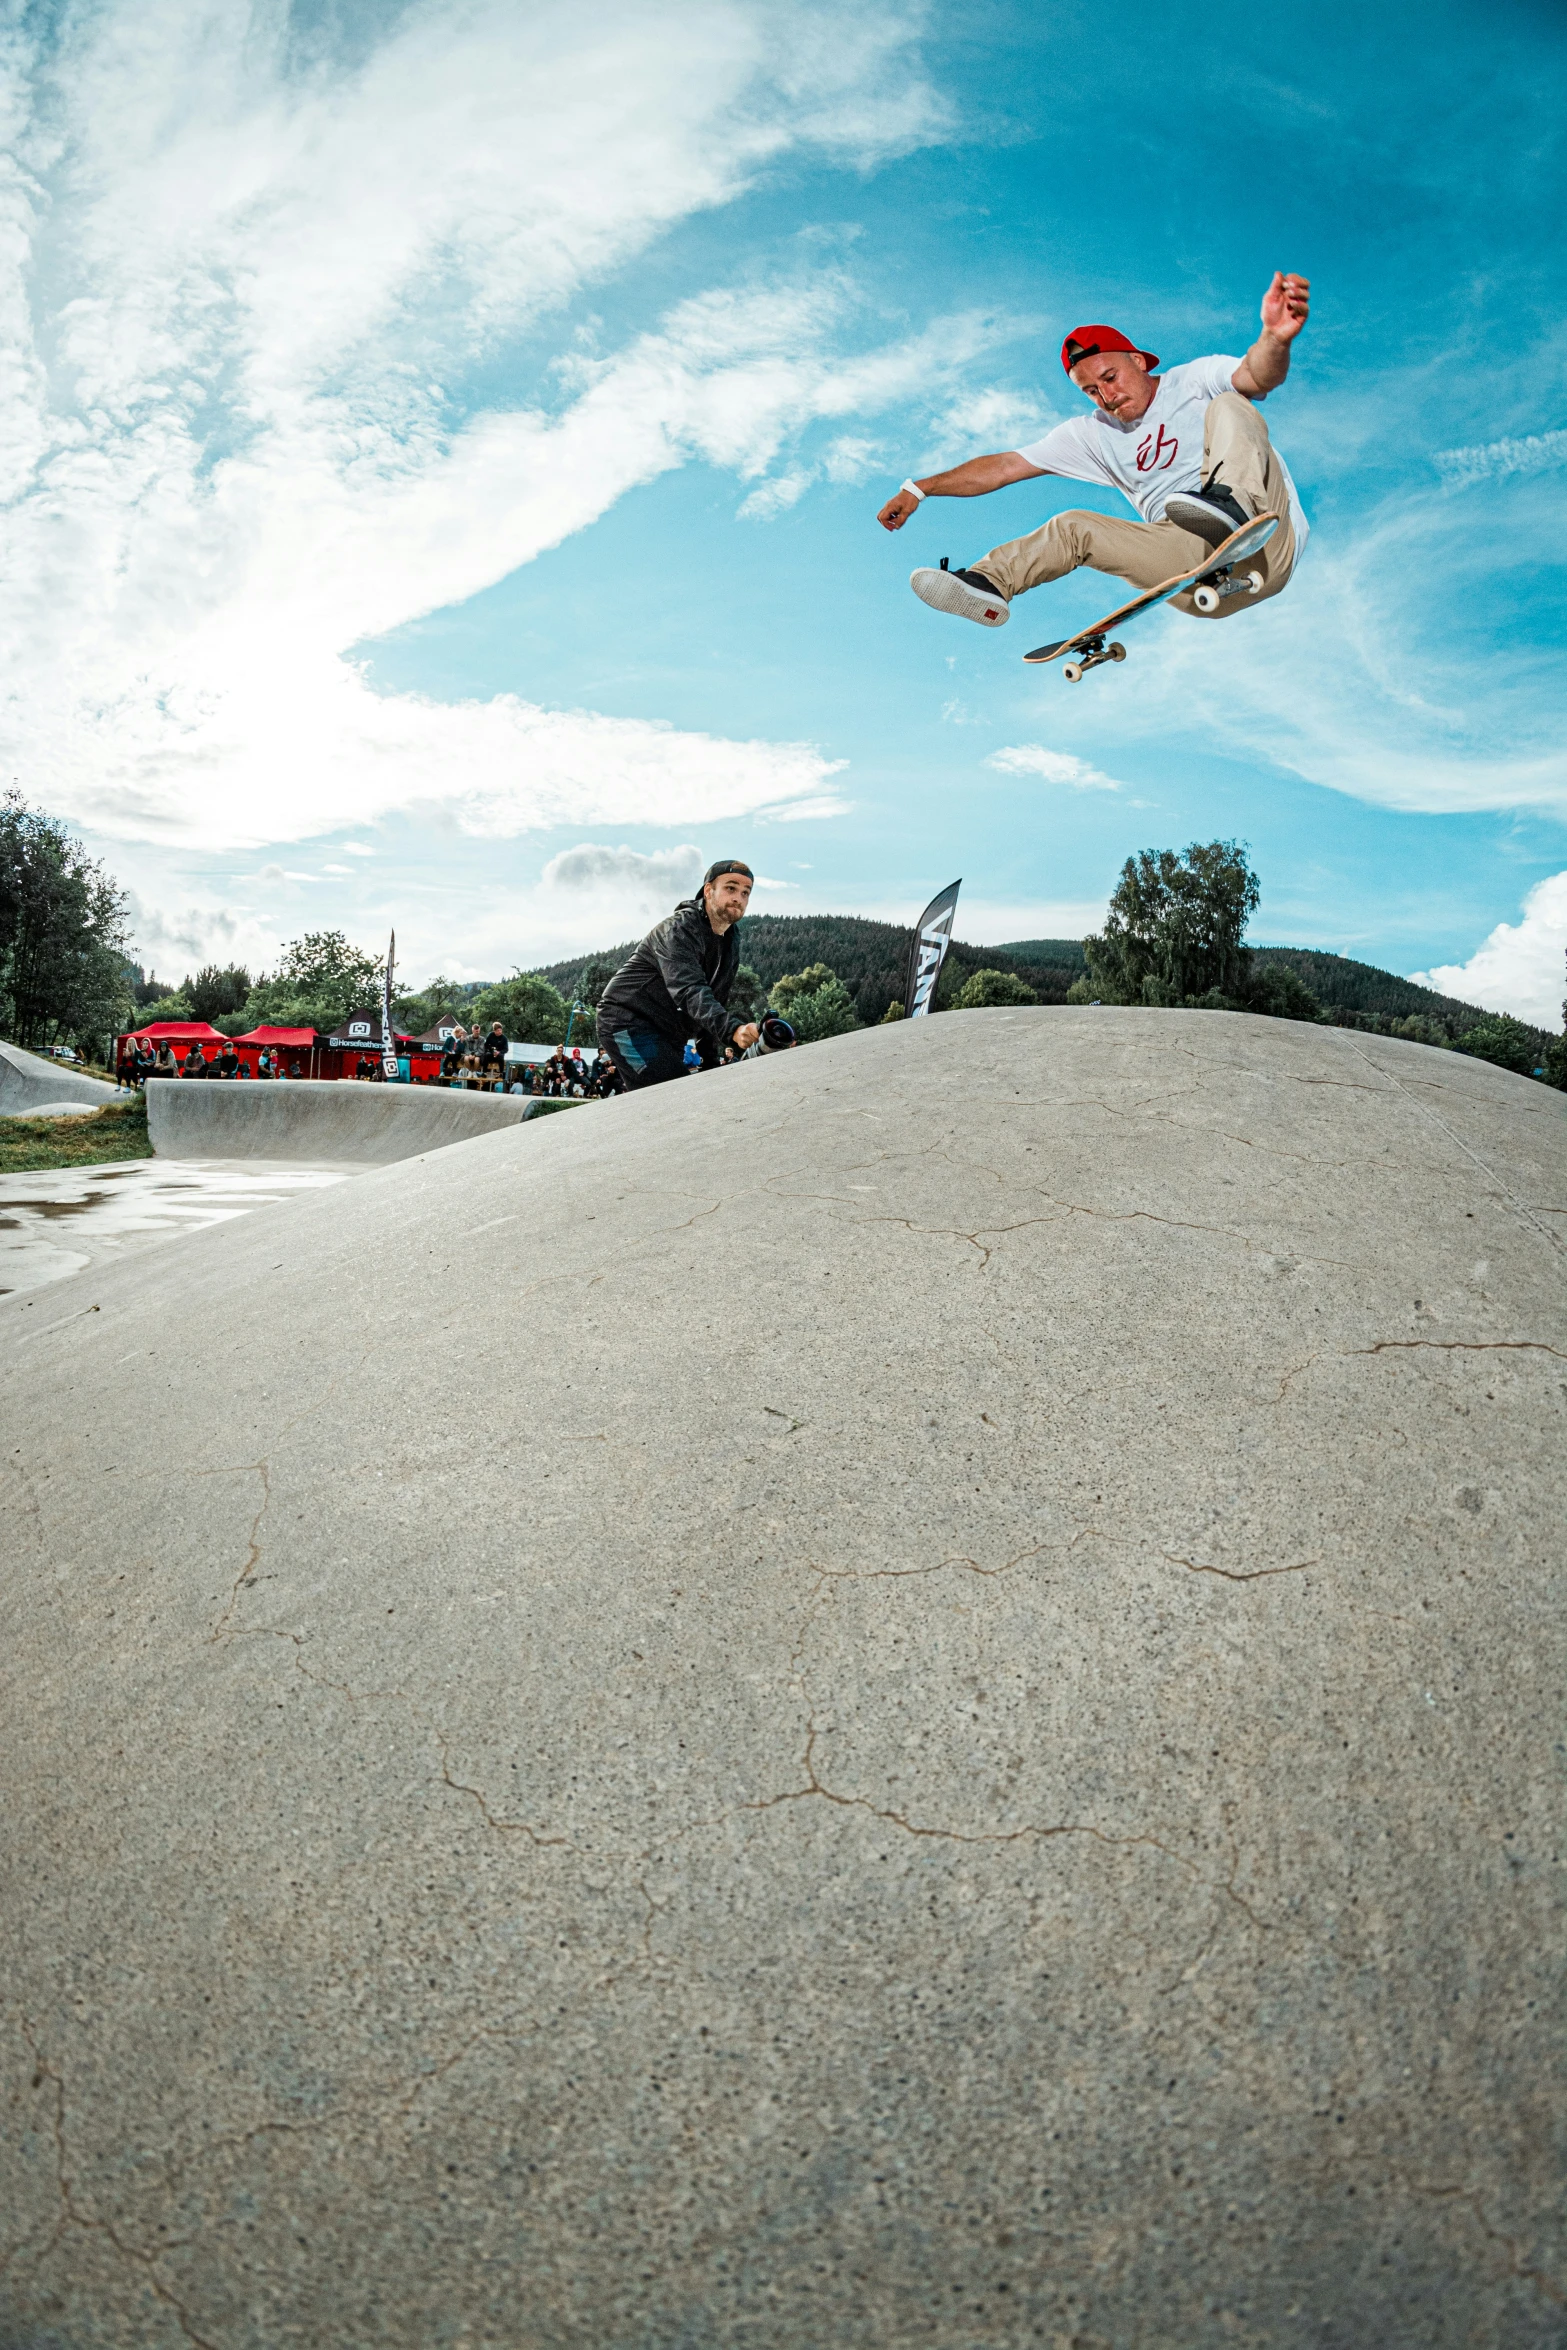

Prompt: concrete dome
xmin=3 ymin=1008 xmax=1562 ymax=2348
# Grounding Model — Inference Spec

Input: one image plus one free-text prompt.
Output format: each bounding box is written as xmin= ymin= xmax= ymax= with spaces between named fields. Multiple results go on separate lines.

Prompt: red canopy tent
xmin=116 ymin=1020 xmax=225 ymax=1075
xmin=232 ymin=1025 xmax=322 ymax=1078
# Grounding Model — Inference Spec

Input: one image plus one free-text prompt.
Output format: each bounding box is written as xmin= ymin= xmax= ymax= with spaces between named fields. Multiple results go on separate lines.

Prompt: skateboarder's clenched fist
xmin=877 ymin=485 xmax=922 ymax=530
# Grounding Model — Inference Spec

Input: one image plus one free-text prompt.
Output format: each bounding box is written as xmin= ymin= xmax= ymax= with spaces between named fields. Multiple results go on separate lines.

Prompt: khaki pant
xmin=978 ymin=392 xmax=1298 ymax=618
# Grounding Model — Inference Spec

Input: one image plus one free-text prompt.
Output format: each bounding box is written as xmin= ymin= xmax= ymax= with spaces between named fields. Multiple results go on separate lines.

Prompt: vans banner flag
xmin=905 ymin=880 xmax=962 ymax=1018
xmin=381 ymin=930 xmax=399 ymax=1079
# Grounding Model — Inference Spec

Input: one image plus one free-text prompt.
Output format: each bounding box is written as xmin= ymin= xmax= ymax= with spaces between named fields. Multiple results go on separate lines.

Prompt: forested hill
xmin=537 ymin=914 xmax=1086 ymax=1027
xmin=536 ymin=914 xmax=1492 ymax=1034
xmin=1247 ymin=947 xmax=1489 ymax=1033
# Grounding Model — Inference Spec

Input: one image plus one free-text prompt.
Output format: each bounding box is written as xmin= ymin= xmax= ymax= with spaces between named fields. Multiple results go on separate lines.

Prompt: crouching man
xmin=596 ymin=860 xmax=761 ymax=1090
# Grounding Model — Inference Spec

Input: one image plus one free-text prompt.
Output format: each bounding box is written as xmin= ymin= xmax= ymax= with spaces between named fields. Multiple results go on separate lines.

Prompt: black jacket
xmin=597 ymin=897 xmax=740 ymax=1056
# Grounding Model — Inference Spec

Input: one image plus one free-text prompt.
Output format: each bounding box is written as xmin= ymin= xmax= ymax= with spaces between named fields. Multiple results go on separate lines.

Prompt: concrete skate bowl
xmin=2 ymin=1007 xmax=1562 ymax=2350
xmin=0 ymin=1037 xmax=120 ymax=1118
xmin=145 ymin=1074 xmax=547 ymax=1163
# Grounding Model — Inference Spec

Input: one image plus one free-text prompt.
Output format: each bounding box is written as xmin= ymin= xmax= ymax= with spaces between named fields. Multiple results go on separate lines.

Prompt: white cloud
xmin=754 ymin=793 xmax=853 ymax=821
xmin=542 ymin=842 xmax=704 ymax=905
xmin=985 ymin=745 xmax=1124 ymax=791
xmin=926 ymin=382 xmax=1056 ymax=459
xmin=342 ymin=842 xmax=375 ymax=857
xmin=737 ymin=468 xmax=816 ymax=520
xmin=1435 ymin=428 xmax=1567 ymax=489
xmin=0 ymin=0 xmax=958 ymax=854
xmin=1412 ymin=871 xmax=1567 ymax=1027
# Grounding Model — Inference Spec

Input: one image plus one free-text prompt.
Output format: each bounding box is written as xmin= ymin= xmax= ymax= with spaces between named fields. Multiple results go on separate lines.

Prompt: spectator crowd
xmin=120 ymin=1023 xmax=623 ymax=1099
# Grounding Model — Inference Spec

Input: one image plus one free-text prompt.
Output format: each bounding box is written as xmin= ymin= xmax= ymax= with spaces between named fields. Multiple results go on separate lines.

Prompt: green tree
xmin=1543 ymin=954 xmax=1567 ymax=1090
xmin=880 ymin=998 xmax=906 ymax=1022
xmin=771 ymin=964 xmax=860 ymax=1043
xmin=575 ymin=957 xmax=616 ymax=1009
xmin=392 ymin=975 xmax=468 ymax=1034
xmin=185 ymin=964 xmax=252 ymax=1022
xmin=0 ymin=792 xmax=134 ymax=1052
xmin=137 ymin=988 xmax=194 ymax=1024
xmin=1241 ymin=960 xmax=1324 ymax=1023
xmin=1389 ymin=1012 xmax=1453 ymax=1049
xmin=1086 ymin=840 xmax=1259 ymax=1005
xmin=1453 ymin=1013 xmax=1550 ymax=1079
xmin=956 ymin=967 xmax=1037 ymax=1010
xmin=729 ymin=963 xmax=768 ymax=1023
xmin=769 ymin=961 xmax=835 ymax=1012
xmin=242 ymin=931 xmax=383 ymax=1032
xmin=469 ymin=971 xmax=571 ymax=1043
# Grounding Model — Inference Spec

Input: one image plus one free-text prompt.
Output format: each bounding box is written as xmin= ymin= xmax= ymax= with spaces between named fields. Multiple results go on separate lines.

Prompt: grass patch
xmin=0 ymin=1093 xmax=152 ymax=1173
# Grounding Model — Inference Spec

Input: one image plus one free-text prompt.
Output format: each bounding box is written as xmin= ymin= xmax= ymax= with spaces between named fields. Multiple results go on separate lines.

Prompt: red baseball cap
xmin=1061 ymin=324 xmax=1159 ymax=376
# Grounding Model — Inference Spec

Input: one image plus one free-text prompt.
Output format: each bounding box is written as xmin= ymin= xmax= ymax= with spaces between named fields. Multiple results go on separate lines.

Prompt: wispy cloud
xmin=1412 ymin=870 xmax=1567 ymax=1027
xmin=985 ymin=745 xmax=1124 ymax=791
xmin=0 ymin=0 xmax=950 ymax=853
xmin=755 ymin=793 xmax=853 ymax=821
xmin=1077 ymin=471 xmax=1567 ymax=819
xmin=1434 ymin=428 xmax=1567 ymax=488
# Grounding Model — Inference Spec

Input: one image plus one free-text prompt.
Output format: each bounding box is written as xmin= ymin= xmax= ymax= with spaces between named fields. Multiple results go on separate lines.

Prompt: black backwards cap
xmin=702 ymin=859 xmax=754 ymax=889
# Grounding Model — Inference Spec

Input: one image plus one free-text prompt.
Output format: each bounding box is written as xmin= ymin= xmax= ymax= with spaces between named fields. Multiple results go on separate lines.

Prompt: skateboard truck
xmin=1061 ymin=636 xmax=1128 ymax=686
xmin=1024 ymin=515 xmax=1280 ymax=681
xmin=1061 ymin=558 xmax=1266 ymax=676
xmin=1190 ymin=559 xmax=1267 ymax=617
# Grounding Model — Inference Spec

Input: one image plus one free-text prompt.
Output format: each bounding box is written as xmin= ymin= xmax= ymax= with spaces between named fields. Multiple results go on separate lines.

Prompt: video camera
xmin=740 ymin=1014 xmax=796 ymax=1059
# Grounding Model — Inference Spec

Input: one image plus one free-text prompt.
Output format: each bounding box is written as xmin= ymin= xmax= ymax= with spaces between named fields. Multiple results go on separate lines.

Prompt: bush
xmin=1453 ymin=1014 xmax=1550 ymax=1079
xmin=771 ymin=965 xmax=860 ymax=1044
xmin=1388 ymin=1013 xmax=1453 ymax=1049
xmin=1241 ymin=962 xmax=1323 ymax=1022
xmin=880 ymin=998 xmax=906 ymax=1022
xmin=956 ymin=968 xmax=1037 ymax=1010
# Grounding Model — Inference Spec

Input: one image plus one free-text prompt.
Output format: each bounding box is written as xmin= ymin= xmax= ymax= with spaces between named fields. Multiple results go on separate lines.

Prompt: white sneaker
xmin=910 ymin=561 xmax=1010 ymax=626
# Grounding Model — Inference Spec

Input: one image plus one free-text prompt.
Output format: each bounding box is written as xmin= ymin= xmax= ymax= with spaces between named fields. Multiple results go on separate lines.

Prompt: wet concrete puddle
xmin=0 ymin=1159 xmax=351 ymax=1296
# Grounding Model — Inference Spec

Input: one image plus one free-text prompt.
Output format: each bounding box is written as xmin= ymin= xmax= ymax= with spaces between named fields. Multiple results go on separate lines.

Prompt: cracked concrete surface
xmin=1 ymin=1006 xmax=1563 ymax=2348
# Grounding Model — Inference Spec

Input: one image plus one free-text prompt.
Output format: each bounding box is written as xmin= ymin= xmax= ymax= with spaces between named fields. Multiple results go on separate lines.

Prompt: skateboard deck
xmin=1022 ymin=514 xmax=1279 ymax=681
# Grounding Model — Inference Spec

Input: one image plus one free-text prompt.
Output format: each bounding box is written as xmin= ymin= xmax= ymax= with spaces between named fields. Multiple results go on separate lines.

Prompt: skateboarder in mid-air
xmin=877 ymin=271 xmax=1310 ymax=628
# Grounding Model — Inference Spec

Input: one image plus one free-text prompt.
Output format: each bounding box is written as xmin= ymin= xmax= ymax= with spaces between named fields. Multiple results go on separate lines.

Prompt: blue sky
xmin=4 ymin=0 xmax=1565 ymax=1017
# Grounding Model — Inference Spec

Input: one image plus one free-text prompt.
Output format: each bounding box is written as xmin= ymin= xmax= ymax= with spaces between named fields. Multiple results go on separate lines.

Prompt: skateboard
xmin=1022 ymin=514 xmax=1279 ymax=682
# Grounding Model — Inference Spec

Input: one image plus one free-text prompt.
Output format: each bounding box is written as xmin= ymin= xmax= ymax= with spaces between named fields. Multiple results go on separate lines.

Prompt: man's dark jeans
xmin=597 ymin=1023 xmax=691 ymax=1091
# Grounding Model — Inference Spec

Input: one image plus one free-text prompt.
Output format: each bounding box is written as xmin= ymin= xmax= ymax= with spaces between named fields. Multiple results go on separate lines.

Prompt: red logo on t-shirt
xmin=1136 ymin=423 xmax=1178 ymax=473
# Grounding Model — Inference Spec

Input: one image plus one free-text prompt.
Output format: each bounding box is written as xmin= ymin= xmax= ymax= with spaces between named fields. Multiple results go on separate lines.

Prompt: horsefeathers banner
xmin=381 ymin=930 xmax=400 ymax=1079
xmin=904 ymin=880 xmax=962 ymax=1018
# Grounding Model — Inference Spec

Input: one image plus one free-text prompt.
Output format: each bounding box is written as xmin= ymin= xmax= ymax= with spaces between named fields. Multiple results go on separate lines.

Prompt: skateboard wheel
xmin=1192 ymin=584 xmax=1221 ymax=614
xmin=1062 ymin=662 xmax=1084 ymax=684
xmin=1108 ymin=641 xmax=1126 ymax=661
xmin=1244 ymin=569 xmax=1264 ymax=595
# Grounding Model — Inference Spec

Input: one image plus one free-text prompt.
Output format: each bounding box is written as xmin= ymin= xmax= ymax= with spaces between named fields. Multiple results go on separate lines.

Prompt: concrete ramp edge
xmin=146 ymin=1077 xmax=539 ymax=1163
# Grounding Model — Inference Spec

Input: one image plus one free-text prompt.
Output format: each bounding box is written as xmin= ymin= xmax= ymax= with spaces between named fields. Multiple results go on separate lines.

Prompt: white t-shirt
xmin=1017 ymin=354 xmax=1308 ymax=551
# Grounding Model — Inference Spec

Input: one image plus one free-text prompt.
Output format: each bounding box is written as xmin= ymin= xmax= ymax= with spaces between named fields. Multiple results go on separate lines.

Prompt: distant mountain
xmin=535 ymin=915 xmax=1504 ymax=1038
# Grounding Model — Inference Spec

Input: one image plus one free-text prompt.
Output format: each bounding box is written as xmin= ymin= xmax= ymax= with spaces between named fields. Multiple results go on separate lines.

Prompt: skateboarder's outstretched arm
xmin=1231 ymin=271 xmax=1310 ymax=399
xmin=877 ymin=450 xmax=1045 ymax=532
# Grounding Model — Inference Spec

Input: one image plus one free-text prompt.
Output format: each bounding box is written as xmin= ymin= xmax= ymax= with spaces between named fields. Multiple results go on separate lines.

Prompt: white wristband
xmin=900 ymin=477 xmax=926 ymax=501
